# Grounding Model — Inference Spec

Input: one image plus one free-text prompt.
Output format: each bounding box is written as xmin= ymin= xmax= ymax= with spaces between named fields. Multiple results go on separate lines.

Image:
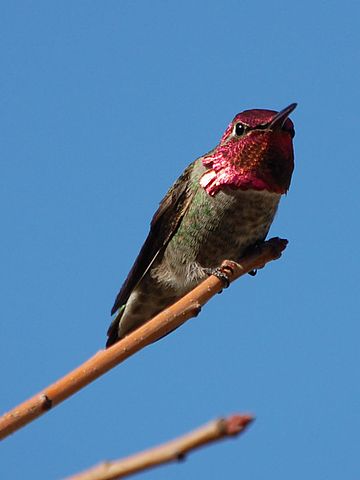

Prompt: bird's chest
xmin=168 ymin=187 xmax=280 ymax=271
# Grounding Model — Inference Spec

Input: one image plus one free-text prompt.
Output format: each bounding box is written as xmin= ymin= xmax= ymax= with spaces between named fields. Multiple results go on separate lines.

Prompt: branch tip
xmin=267 ymin=237 xmax=288 ymax=257
xmin=224 ymin=414 xmax=254 ymax=436
xmin=65 ymin=413 xmax=253 ymax=479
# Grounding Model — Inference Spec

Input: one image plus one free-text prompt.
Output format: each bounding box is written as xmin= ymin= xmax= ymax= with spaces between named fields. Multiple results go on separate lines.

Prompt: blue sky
xmin=1 ymin=1 xmax=359 ymax=478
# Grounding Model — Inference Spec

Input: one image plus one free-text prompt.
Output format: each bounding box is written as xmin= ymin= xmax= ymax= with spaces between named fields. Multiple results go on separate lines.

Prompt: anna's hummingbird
xmin=106 ymin=103 xmax=296 ymax=347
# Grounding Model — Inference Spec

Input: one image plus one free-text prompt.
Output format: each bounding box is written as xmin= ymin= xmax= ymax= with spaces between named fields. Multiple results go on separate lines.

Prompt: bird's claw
xmin=204 ymin=267 xmax=231 ymax=290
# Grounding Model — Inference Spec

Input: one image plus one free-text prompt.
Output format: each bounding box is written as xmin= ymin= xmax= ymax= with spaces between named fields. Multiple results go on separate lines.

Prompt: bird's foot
xmin=204 ymin=267 xmax=231 ymax=290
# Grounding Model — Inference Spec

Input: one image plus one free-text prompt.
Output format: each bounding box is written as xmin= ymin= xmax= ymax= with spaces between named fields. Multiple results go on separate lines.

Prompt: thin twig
xmin=0 ymin=237 xmax=287 ymax=441
xmin=65 ymin=413 xmax=254 ymax=480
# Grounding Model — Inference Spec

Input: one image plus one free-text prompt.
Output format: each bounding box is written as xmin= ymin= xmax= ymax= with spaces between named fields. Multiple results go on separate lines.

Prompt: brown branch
xmin=65 ymin=413 xmax=254 ymax=480
xmin=0 ymin=237 xmax=287 ymax=441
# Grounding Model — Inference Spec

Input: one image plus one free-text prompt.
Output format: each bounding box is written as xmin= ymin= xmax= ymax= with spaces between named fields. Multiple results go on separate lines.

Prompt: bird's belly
xmin=153 ymin=188 xmax=281 ymax=291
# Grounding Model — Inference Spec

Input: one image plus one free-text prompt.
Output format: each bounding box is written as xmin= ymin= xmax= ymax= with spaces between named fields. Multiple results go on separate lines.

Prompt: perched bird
xmin=107 ymin=103 xmax=296 ymax=347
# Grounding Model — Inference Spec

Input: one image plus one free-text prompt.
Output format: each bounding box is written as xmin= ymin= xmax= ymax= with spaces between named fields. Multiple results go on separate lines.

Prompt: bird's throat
xmin=199 ymin=167 xmax=274 ymax=196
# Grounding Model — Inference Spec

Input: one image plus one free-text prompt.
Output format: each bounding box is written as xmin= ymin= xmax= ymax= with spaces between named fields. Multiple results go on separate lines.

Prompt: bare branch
xmin=65 ymin=414 xmax=254 ymax=480
xmin=0 ymin=237 xmax=287 ymax=441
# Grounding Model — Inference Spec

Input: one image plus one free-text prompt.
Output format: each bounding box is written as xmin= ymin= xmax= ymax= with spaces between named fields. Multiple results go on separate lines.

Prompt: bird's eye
xmin=235 ymin=123 xmax=246 ymax=136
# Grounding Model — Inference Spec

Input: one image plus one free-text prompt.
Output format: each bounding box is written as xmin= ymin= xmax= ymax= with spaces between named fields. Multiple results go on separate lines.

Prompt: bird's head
xmin=200 ymin=103 xmax=296 ymax=196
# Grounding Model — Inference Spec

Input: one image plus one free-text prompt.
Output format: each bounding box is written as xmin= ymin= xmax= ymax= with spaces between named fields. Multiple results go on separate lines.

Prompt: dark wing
xmin=110 ymin=162 xmax=197 ymax=317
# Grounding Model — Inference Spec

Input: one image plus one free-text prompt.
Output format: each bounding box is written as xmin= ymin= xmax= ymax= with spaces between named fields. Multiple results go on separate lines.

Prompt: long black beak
xmin=269 ymin=103 xmax=297 ymax=129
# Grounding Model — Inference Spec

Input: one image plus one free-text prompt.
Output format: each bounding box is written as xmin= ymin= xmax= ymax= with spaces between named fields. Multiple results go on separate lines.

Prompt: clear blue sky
xmin=1 ymin=1 xmax=359 ymax=478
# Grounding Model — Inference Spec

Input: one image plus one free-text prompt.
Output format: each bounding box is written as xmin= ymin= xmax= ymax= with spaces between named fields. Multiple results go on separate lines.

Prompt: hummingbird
xmin=106 ymin=103 xmax=296 ymax=347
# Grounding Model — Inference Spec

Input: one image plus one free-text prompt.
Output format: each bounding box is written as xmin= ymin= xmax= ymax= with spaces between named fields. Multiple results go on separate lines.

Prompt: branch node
xmin=191 ymin=302 xmax=202 ymax=317
xmin=40 ymin=394 xmax=52 ymax=411
xmin=176 ymin=452 xmax=186 ymax=462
